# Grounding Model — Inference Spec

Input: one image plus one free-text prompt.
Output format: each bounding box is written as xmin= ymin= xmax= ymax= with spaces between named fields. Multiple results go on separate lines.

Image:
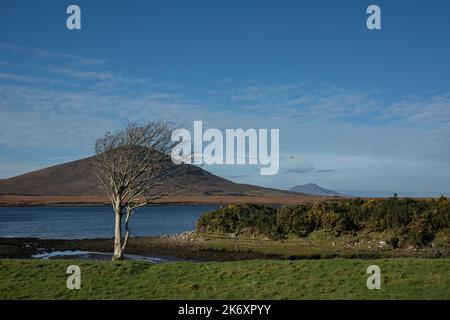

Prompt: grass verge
xmin=0 ymin=258 xmax=449 ymax=299
xmin=195 ymin=229 xmax=449 ymax=259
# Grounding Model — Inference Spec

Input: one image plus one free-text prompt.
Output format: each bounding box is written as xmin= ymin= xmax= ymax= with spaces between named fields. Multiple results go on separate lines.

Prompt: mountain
xmin=289 ymin=183 xmax=342 ymax=196
xmin=0 ymin=155 xmax=299 ymax=198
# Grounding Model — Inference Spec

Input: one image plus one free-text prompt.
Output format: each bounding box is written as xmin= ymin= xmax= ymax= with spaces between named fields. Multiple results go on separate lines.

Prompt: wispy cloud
xmin=45 ymin=67 xmax=116 ymax=81
xmin=284 ymin=167 xmax=315 ymax=174
xmin=1 ymin=42 xmax=450 ymax=194
xmin=0 ymin=42 xmax=106 ymax=66
xmin=316 ymin=169 xmax=334 ymax=173
xmin=284 ymin=167 xmax=335 ymax=175
xmin=224 ymin=174 xmax=253 ymax=179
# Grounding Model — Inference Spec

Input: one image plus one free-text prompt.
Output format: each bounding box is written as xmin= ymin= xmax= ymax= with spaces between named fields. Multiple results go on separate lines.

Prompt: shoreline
xmin=0 ymin=194 xmax=344 ymax=207
xmin=1 ymin=234 xmax=448 ymax=262
xmin=0 ymin=236 xmax=281 ymax=262
xmin=1 ymin=194 xmax=442 ymax=207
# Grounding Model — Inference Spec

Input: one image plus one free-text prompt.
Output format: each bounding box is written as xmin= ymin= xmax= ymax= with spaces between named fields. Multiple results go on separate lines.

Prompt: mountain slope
xmin=289 ymin=183 xmax=342 ymax=196
xmin=0 ymin=156 xmax=299 ymax=198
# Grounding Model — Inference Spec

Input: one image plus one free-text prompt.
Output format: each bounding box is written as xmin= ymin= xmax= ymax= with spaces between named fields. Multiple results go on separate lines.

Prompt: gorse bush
xmin=197 ymin=204 xmax=278 ymax=238
xmin=276 ymin=205 xmax=312 ymax=237
xmin=196 ymin=197 xmax=450 ymax=247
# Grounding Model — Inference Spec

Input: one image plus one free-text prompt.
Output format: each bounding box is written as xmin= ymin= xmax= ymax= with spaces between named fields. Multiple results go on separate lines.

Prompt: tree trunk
xmin=121 ymin=208 xmax=132 ymax=253
xmin=112 ymin=208 xmax=123 ymax=260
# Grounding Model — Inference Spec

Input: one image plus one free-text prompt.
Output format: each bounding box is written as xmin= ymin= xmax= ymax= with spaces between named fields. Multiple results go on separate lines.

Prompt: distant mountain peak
xmin=302 ymin=183 xmax=320 ymax=187
xmin=289 ymin=183 xmax=342 ymax=196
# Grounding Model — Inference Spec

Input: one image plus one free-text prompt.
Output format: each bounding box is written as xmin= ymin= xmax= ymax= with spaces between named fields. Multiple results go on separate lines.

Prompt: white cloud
xmin=0 ymin=42 xmax=106 ymax=65
xmin=1 ymin=42 xmax=450 ymax=193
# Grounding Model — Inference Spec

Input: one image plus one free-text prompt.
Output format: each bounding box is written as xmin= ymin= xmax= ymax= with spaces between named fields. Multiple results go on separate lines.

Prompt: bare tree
xmin=94 ymin=122 xmax=182 ymax=260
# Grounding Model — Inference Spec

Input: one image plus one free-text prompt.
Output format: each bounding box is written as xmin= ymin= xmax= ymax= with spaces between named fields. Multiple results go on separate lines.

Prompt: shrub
xmin=196 ymin=204 xmax=277 ymax=238
xmin=196 ymin=197 xmax=450 ymax=247
xmin=277 ymin=205 xmax=313 ymax=237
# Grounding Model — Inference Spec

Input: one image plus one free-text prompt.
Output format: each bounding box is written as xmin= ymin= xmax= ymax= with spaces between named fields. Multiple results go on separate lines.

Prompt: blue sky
xmin=0 ymin=0 xmax=449 ymax=196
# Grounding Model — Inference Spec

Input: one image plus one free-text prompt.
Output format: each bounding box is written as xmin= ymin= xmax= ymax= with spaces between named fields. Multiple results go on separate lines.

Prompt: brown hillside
xmin=0 ymin=156 xmax=300 ymax=198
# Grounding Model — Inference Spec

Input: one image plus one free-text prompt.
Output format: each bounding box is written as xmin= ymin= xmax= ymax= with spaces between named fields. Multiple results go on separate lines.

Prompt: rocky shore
xmin=0 ymin=232 xmax=280 ymax=261
xmin=1 ymin=231 xmax=447 ymax=261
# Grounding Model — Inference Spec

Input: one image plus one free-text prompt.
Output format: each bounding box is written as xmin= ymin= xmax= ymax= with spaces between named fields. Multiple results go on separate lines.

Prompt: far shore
xmin=0 ymin=194 xmax=438 ymax=207
xmin=0 ymin=194 xmax=342 ymax=207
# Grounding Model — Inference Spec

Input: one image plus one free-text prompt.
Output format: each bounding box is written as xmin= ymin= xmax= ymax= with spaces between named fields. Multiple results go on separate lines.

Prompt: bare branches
xmin=94 ymin=122 xmax=180 ymax=204
xmin=93 ymin=121 xmax=185 ymax=259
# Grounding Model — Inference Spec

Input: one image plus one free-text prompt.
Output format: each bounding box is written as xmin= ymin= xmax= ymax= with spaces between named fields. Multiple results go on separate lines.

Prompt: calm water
xmin=0 ymin=205 xmax=217 ymax=239
xmin=31 ymin=250 xmax=192 ymax=263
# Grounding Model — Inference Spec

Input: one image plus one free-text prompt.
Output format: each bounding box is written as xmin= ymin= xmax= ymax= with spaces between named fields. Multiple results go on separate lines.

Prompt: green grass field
xmin=0 ymin=258 xmax=449 ymax=299
xmin=196 ymin=229 xmax=450 ymax=259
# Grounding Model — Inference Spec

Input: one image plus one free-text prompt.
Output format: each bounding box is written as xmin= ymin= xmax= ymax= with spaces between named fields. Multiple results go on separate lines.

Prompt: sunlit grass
xmin=0 ymin=258 xmax=448 ymax=299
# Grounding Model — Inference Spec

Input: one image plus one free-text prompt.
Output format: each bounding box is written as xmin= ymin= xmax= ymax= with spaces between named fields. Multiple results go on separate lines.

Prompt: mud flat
xmin=0 ymin=234 xmax=280 ymax=262
xmin=1 ymin=231 xmax=447 ymax=262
